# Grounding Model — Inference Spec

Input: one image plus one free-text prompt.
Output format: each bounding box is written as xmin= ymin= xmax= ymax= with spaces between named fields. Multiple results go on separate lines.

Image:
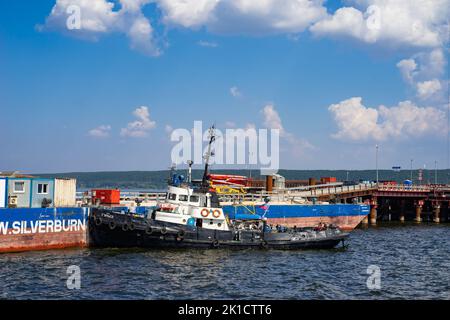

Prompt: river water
xmin=1 ymin=223 xmax=449 ymax=300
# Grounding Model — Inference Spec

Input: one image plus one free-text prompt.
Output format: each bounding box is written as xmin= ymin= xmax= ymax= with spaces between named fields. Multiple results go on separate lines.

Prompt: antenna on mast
xmin=187 ymin=160 xmax=194 ymax=183
xmin=202 ymin=125 xmax=216 ymax=187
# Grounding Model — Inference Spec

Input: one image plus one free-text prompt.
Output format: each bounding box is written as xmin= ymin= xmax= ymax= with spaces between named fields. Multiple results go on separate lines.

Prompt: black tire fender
xmin=160 ymin=227 xmax=167 ymax=235
xmin=261 ymin=240 xmax=269 ymax=249
xmin=145 ymin=226 xmax=153 ymax=235
xmin=95 ymin=217 xmax=102 ymax=226
xmin=177 ymin=230 xmax=185 ymax=238
xmin=122 ymin=223 xmax=129 ymax=232
xmin=212 ymin=239 xmax=219 ymax=248
xmin=109 ymin=221 xmax=116 ymax=230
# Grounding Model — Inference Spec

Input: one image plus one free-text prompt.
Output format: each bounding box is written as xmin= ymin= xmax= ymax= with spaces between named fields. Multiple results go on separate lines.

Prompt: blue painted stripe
xmin=0 ymin=207 xmax=88 ymax=224
xmin=222 ymin=204 xmax=370 ymax=218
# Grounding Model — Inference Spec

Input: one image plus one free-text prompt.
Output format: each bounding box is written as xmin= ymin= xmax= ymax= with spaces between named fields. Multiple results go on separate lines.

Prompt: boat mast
xmin=202 ymin=125 xmax=215 ymax=187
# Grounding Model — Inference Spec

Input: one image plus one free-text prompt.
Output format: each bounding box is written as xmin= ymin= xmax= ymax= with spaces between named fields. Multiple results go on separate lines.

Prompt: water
xmin=1 ymin=224 xmax=449 ymax=300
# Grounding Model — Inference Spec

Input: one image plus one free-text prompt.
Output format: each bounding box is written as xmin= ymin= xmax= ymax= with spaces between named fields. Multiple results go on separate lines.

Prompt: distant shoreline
xmin=34 ymin=169 xmax=450 ymax=189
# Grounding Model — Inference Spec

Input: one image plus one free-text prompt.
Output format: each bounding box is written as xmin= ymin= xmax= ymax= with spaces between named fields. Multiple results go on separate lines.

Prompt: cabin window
xmin=179 ymin=195 xmax=188 ymax=201
xmin=13 ymin=181 xmax=25 ymax=193
xmin=37 ymin=183 xmax=49 ymax=194
xmin=168 ymin=193 xmax=177 ymax=201
xmin=189 ymin=195 xmax=199 ymax=203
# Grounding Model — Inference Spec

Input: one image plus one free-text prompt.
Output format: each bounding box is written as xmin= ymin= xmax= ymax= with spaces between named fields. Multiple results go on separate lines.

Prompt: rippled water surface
xmin=1 ymin=224 xmax=449 ymax=300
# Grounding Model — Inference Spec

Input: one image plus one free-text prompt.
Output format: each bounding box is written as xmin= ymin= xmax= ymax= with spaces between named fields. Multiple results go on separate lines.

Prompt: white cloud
xmin=261 ymin=104 xmax=313 ymax=157
xmin=416 ymin=79 xmax=442 ymax=100
xmin=262 ymin=104 xmax=285 ymax=135
xmin=396 ymin=58 xmax=417 ymax=84
xmin=157 ymin=0 xmax=327 ymax=35
xmin=197 ymin=40 xmax=218 ymax=47
xmin=41 ymin=1 xmax=449 ymax=56
xmin=88 ymin=125 xmax=111 ymax=138
xmin=329 ymin=97 xmax=447 ymax=141
xmin=41 ymin=0 xmax=160 ymax=56
xmin=396 ymin=49 xmax=447 ymax=100
xmin=311 ymin=0 xmax=450 ymax=48
xmin=224 ymin=121 xmax=236 ymax=128
xmin=165 ymin=124 xmax=173 ymax=134
xmin=120 ymin=106 xmax=156 ymax=138
xmin=230 ymin=86 xmax=242 ymax=97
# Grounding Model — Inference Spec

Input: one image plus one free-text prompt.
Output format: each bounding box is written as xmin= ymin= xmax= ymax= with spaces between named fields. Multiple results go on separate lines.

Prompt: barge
xmin=0 ymin=173 xmax=88 ymax=253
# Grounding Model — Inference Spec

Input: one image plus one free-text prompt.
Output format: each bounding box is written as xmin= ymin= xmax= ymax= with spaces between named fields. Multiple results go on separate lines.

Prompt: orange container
xmin=321 ymin=177 xmax=337 ymax=183
xmin=92 ymin=189 xmax=121 ymax=205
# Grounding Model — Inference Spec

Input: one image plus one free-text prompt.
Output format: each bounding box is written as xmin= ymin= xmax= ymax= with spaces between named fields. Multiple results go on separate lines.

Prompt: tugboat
xmin=89 ymin=127 xmax=349 ymax=250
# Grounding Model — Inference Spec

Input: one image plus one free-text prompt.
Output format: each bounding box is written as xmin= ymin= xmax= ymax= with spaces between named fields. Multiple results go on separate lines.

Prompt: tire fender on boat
xmin=109 ymin=221 xmax=116 ymax=230
xmin=177 ymin=230 xmax=185 ymax=237
xmin=260 ymin=240 xmax=268 ymax=249
xmin=161 ymin=227 xmax=168 ymax=235
xmin=122 ymin=223 xmax=129 ymax=232
xmin=212 ymin=239 xmax=219 ymax=248
xmin=95 ymin=217 xmax=102 ymax=226
xmin=129 ymin=222 xmax=135 ymax=231
xmin=145 ymin=226 xmax=153 ymax=235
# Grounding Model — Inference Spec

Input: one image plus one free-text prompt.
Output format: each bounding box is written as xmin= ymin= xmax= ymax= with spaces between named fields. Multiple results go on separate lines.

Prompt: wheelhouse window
xmin=13 ymin=181 xmax=25 ymax=193
xmin=37 ymin=183 xmax=49 ymax=194
xmin=168 ymin=193 xmax=177 ymax=201
xmin=189 ymin=195 xmax=199 ymax=203
xmin=179 ymin=195 xmax=188 ymax=201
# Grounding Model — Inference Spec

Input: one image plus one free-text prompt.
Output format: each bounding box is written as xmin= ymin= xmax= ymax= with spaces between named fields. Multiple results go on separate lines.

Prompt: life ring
xmin=108 ymin=221 xmax=116 ymax=230
xmin=200 ymin=209 xmax=210 ymax=218
xmin=212 ymin=210 xmax=221 ymax=218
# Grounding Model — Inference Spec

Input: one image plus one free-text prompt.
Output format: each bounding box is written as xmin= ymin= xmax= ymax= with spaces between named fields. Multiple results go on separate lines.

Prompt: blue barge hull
xmin=0 ymin=207 xmax=89 ymax=253
xmin=222 ymin=204 xmax=370 ymax=230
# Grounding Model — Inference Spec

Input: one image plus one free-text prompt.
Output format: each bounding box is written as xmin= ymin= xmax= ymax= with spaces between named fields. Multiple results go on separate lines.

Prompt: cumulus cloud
xmin=396 ymin=49 xmax=447 ymax=101
xmin=40 ymin=1 xmax=449 ymax=57
xmin=396 ymin=58 xmax=417 ymax=84
xmin=88 ymin=125 xmax=111 ymax=138
xmin=262 ymin=104 xmax=313 ymax=157
xmin=157 ymin=0 xmax=327 ymax=35
xmin=120 ymin=106 xmax=156 ymax=138
xmin=416 ymin=79 xmax=442 ymax=100
xmin=41 ymin=0 xmax=160 ymax=56
xmin=262 ymin=104 xmax=285 ymax=135
xmin=311 ymin=0 xmax=450 ymax=48
xmin=328 ymin=97 xmax=447 ymax=141
xmin=230 ymin=86 xmax=242 ymax=98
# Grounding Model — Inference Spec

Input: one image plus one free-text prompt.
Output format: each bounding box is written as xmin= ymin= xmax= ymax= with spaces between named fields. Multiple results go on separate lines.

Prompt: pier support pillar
xmin=370 ymin=197 xmax=377 ymax=225
xmin=433 ymin=204 xmax=441 ymax=223
xmin=399 ymin=200 xmax=405 ymax=223
xmin=362 ymin=215 xmax=369 ymax=225
xmin=414 ymin=201 xmax=424 ymax=223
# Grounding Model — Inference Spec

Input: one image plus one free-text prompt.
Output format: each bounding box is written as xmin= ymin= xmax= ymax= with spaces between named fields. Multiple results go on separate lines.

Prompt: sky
xmin=0 ymin=0 xmax=449 ymax=173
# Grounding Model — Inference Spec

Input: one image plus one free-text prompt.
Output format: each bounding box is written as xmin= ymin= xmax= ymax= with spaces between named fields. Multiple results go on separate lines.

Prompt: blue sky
xmin=0 ymin=0 xmax=449 ymax=173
